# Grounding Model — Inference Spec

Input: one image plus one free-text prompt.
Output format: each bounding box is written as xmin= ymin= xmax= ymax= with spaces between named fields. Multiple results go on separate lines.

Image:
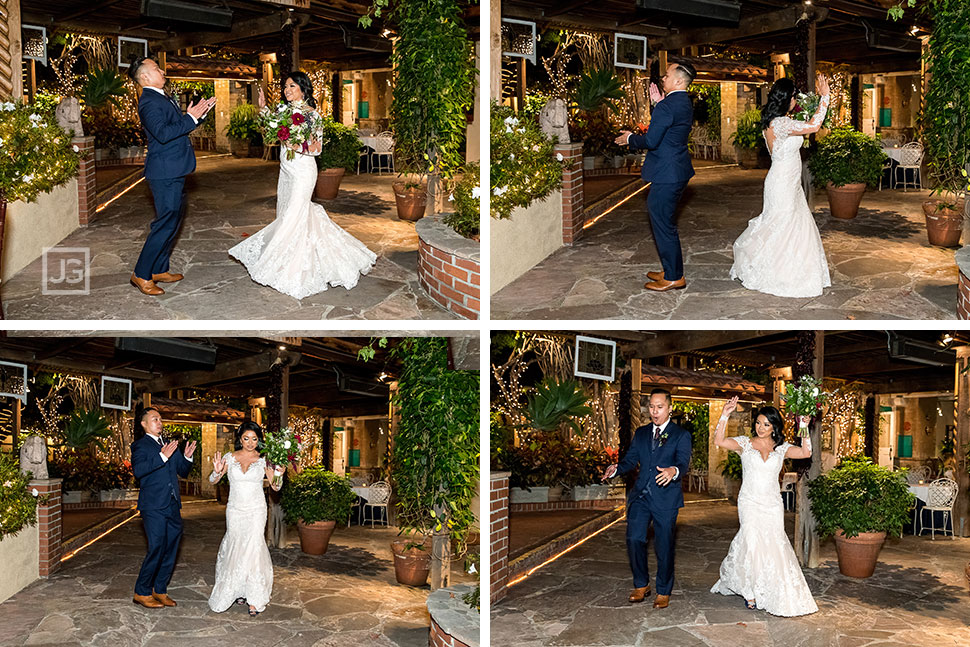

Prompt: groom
xmin=616 ymin=62 xmax=696 ymax=292
xmin=127 ymin=56 xmax=216 ymax=296
xmin=131 ymin=405 xmax=196 ymax=609
xmin=603 ymin=388 xmax=691 ymax=609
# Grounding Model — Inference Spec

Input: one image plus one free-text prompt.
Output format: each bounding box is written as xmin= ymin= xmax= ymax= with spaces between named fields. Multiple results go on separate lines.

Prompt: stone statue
xmin=20 ymin=435 xmax=48 ymax=479
xmin=539 ymin=97 xmax=570 ymax=144
xmin=55 ymin=96 xmax=84 ymax=137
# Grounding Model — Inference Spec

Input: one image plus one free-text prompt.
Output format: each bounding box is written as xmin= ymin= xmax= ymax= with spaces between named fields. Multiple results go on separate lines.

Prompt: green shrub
xmin=0 ymin=99 xmax=80 ymax=203
xmin=281 ymin=466 xmax=356 ymax=524
xmin=807 ymin=455 xmax=914 ymax=538
xmin=718 ymin=450 xmax=743 ymax=481
xmin=809 ymin=127 xmax=887 ymax=189
xmin=0 ymin=452 xmax=40 ymax=538
xmin=225 ymin=103 xmax=263 ymax=145
xmin=443 ymin=162 xmax=480 ymax=238
xmin=315 ymin=117 xmax=363 ymax=172
xmin=730 ymin=108 xmax=763 ymax=150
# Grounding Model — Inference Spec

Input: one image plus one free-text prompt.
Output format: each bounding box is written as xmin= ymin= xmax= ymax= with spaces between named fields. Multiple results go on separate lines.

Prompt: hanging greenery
xmin=443 ymin=162 xmax=480 ymax=239
xmin=0 ymin=452 xmax=41 ymax=538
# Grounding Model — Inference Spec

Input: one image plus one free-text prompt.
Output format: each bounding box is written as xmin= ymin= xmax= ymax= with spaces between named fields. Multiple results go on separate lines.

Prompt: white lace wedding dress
xmin=207 ymin=454 xmax=274 ymax=613
xmin=228 ymin=110 xmax=377 ymax=300
xmin=730 ymin=97 xmax=830 ymax=297
xmin=710 ymin=436 xmax=818 ymax=617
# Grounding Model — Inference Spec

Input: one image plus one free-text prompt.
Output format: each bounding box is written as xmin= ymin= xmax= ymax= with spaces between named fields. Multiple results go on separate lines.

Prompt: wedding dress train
xmin=730 ymin=97 xmax=830 ymax=297
xmin=229 ymin=134 xmax=377 ymax=300
xmin=710 ymin=436 xmax=818 ymax=617
xmin=207 ymin=454 xmax=274 ymax=612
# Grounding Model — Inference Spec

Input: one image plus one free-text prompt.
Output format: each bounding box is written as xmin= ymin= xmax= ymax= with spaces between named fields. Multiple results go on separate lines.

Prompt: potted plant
xmin=571 ymin=446 xmax=612 ymax=501
xmin=225 ymin=103 xmax=263 ymax=158
xmin=314 ymin=117 xmax=363 ymax=200
xmin=572 ymin=67 xmax=624 ymax=169
xmin=807 ymin=455 xmax=914 ymax=578
xmin=808 ymin=127 xmax=886 ymax=220
xmin=718 ymin=450 xmax=743 ymax=505
xmin=730 ymin=108 xmax=764 ymax=169
xmin=280 ymin=466 xmax=356 ymax=555
xmin=362 ymin=0 xmax=474 ymax=220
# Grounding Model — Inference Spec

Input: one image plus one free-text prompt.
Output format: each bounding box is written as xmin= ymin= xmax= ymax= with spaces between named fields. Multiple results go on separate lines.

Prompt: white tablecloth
xmin=351 ymin=486 xmax=372 ymax=502
xmin=361 ymin=135 xmax=393 ymax=151
xmin=907 ymin=484 xmax=929 ymax=502
xmin=882 ymin=146 xmax=904 ymax=163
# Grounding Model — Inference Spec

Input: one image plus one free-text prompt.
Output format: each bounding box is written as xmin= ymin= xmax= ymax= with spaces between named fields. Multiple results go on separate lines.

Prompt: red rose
xmin=278 ymin=127 xmax=290 ymax=141
xmin=291 ymin=113 xmax=305 ymax=125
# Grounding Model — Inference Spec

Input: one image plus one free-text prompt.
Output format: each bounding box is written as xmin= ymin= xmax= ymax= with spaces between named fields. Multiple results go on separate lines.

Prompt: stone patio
xmin=492 ymin=166 xmax=958 ymax=320
xmin=3 ymin=156 xmax=457 ymax=320
xmin=0 ymin=500 xmax=476 ymax=647
xmin=492 ymin=500 xmax=970 ymax=646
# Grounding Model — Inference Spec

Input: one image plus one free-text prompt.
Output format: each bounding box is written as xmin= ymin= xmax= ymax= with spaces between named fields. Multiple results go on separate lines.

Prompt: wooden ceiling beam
xmin=624 ymin=331 xmax=786 ymax=359
xmin=501 ymin=5 xmax=669 ymax=38
xmin=153 ymin=11 xmax=311 ymax=52
xmin=141 ymin=350 xmax=302 ymax=393
xmin=652 ymin=5 xmax=828 ymax=51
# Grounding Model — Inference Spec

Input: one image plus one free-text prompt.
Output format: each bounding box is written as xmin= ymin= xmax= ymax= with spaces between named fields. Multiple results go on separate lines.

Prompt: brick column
xmin=956 ymin=247 xmax=970 ymax=320
xmin=490 ymin=471 xmax=510 ymax=604
xmin=73 ymin=136 xmax=96 ymax=226
xmin=29 ymin=478 xmax=63 ymax=577
xmin=556 ymin=142 xmax=585 ymax=245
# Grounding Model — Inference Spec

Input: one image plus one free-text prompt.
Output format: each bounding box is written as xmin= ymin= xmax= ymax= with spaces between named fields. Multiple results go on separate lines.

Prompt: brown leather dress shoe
xmin=653 ymin=594 xmax=670 ymax=609
xmin=130 ymin=273 xmax=164 ymax=296
xmin=133 ymin=593 xmax=164 ymax=608
xmin=644 ymin=277 xmax=686 ymax=292
xmin=628 ymin=586 xmax=651 ymax=603
xmin=151 ymin=272 xmax=183 ymax=283
xmin=646 ymin=270 xmax=665 ymax=282
xmin=152 ymin=591 xmax=177 ymax=607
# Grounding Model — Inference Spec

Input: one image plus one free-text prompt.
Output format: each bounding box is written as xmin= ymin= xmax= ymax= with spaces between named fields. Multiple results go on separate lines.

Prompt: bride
xmin=229 ymin=72 xmax=376 ymax=299
xmin=207 ymin=422 xmax=282 ymax=617
xmin=710 ymin=396 xmax=818 ymax=617
xmin=730 ymin=74 xmax=830 ymax=297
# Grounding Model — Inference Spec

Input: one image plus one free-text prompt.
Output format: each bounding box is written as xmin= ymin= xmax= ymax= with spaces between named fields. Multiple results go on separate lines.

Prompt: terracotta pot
xmin=922 ymin=199 xmax=964 ymax=247
xmin=229 ymin=138 xmax=262 ymax=158
xmin=833 ymin=529 xmax=886 ymax=578
xmin=392 ymin=182 xmax=427 ymax=222
xmin=735 ymin=147 xmax=759 ymax=169
xmin=296 ymin=520 xmax=337 ymax=555
xmin=825 ymin=182 xmax=867 ymax=219
xmin=390 ymin=538 xmax=431 ymax=586
xmin=314 ymin=168 xmax=345 ymax=200
xmin=724 ymin=477 xmax=741 ymax=506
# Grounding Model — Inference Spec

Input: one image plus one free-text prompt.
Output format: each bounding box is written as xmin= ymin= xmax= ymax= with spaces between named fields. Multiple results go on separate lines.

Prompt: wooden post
xmin=954 ymin=347 xmax=970 ymax=537
xmin=515 ymin=58 xmax=526 ymax=112
xmin=12 ymin=398 xmax=21 ymax=450
xmin=491 ymin=0 xmax=502 ymax=101
xmin=291 ymin=24 xmax=300 ymax=72
xmin=658 ymin=50 xmax=668 ymax=74
xmin=795 ymin=331 xmax=824 ymax=567
xmin=0 ymin=0 xmax=24 ymax=99
xmin=630 ymin=359 xmax=642 ymax=431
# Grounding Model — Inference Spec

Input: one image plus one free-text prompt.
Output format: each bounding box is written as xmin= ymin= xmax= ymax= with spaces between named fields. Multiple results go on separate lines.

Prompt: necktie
xmin=653 ymin=424 xmax=661 ymax=443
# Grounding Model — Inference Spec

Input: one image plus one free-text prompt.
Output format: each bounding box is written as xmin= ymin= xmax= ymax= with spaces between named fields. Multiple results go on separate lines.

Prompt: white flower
xmin=493 ymin=185 xmax=507 ymax=196
xmin=505 ymin=126 xmax=512 ymax=133
xmin=503 ymin=116 xmax=519 ymax=127
xmin=448 ymin=193 xmax=454 ymax=202
xmin=509 ymin=153 xmax=515 ymax=160
xmin=468 ymin=563 xmax=477 ymax=575
xmin=812 ymin=387 xmax=819 ymax=397
xmin=283 ymin=440 xmax=292 ymax=449
xmin=556 ymin=153 xmax=564 ymax=161
xmin=72 ymin=145 xmax=80 ymax=152
xmin=532 ymin=145 xmax=540 ymax=152
xmin=2 ymin=102 xmax=14 ymax=111
xmin=29 ymin=113 xmax=42 ymax=122
xmin=471 ymin=186 xmax=480 ymax=199
xmin=31 ymin=488 xmax=39 ymax=497
xmin=22 ymin=174 xmax=34 ymax=183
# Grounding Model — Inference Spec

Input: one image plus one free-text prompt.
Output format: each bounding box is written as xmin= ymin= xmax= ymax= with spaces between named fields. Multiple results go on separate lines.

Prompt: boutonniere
xmin=658 ymin=427 xmax=670 ymax=447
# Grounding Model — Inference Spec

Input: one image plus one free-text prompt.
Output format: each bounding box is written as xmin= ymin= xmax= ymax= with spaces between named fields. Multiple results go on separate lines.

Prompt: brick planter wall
xmin=427 ymin=583 xmax=479 ymax=647
xmin=30 ymin=478 xmax=63 ymax=577
xmin=510 ymin=498 xmax=623 ymax=514
xmin=416 ymin=215 xmax=480 ymax=319
xmin=556 ymin=142 xmax=585 ymax=244
xmin=490 ymin=472 xmax=510 ymax=605
xmin=73 ymin=136 xmax=96 ymax=226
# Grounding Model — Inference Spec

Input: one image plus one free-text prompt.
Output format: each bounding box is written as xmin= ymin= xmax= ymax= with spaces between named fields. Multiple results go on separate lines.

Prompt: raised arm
xmin=713 ymin=395 xmax=742 ymax=452
xmin=208 ymin=452 xmax=229 ymax=484
xmin=784 ymin=417 xmax=814 ymax=459
xmin=786 ymin=74 xmax=830 ymax=137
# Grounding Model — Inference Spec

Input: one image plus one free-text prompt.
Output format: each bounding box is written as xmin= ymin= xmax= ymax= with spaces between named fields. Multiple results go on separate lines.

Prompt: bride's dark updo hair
xmin=751 ymin=405 xmax=787 ymax=448
xmin=760 ymin=78 xmax=797 ymax=132
xmin=283 ymin=71 xmax=316 ymax=109
xmin=234 ymin=421 xmax=264 ymax=451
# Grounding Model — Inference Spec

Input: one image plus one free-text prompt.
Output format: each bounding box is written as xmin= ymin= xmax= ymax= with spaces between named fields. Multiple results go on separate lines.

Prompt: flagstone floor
xmin=492 ymin=166 xmax=957 ymax=320
xmin=0 ymin=500 xmax=476 ymax=647
xmin=3 ymin=156 xmax=457 ymax=320
xmin=492 ymin=500 xmax=970 ymax=647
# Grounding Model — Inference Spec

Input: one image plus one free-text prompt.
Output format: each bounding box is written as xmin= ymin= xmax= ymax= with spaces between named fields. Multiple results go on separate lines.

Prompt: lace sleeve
xmin=733 ymin=435 xmax=750 ymax=454
xmin=775 ymin=94 xmax=829 ymax=139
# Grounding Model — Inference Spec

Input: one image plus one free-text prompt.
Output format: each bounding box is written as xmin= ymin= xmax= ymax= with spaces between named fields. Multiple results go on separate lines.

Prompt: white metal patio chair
xmin=894 ymin=142 xmax=923 ymax=191
xmin=371 ymin=131 xmax=394 ymax=175
xmin=919 ymin=477 xmax=959 ymax=539
xmin=906 ymin=465 xmax=930 ymax=484
xmin=878 ymin=155 xmax=894 ymax=190
xmin=688 ymin=468 xmax=707 ymax=492
xmin=363 ymin=480 xmax=391 ymax=527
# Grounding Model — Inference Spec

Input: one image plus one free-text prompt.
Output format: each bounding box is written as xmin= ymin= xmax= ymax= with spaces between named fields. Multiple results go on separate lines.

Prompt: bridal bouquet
xmin=258 ymin=102 xmax=321 ymax=160
xmin=783 ymin=376 xmax=828 ymax=437
xmin=792 ymin=91 xmax=822 ymax=123
xmin=260 ymin=426 xmax=301 ymax=485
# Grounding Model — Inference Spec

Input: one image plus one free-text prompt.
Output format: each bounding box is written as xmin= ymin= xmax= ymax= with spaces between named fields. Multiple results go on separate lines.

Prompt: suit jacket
xmin=627 ymin=91 xmax=695 ymax=185
xmin=138 ymin=88 xmax=198 ymax=180
xmin=131 ymin=434 xmax=192 ymax=511
xmin=616 ymin=421 xmax=692 ymax=510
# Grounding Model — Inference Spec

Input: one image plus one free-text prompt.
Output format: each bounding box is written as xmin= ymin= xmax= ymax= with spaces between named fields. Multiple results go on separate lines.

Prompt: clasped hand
xmin=161 ymin=440 xmax=195 ymax=459
xmin=187 ymin=97 xmax=216 ymax=120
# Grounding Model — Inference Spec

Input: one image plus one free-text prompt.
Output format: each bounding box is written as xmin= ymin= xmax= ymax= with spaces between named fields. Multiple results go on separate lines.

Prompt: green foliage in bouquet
xmin=807 ymin=455 xmax=914 ymax=538
xmin=280 ymin=466 xmax=356 ymax=524
xmin=260 ymin=426 xmax=301 ymax=468
xmin=0 ymin=452 xmax=40 ymax=538
xmin=809 ymin=127 xmax=887 ymax=189
xmin=782 ymin=375 xmax=829 ymax=418
xmin=491 ymin=102 xmax=565 ymax=220
xmin=0 ymin=99 xmax=80 ymax=203
xmin=443 ymin=162 xmax=480 ymax=238
xmin=225 ymin=103 xmax=263 ymax=144
xmin=315 ymin=117 xmax=363 ymax=172
xmin=524 ymin=378 xmax=592 ymax=435
xmin=730 ymin=108 xmax=764 ymax=150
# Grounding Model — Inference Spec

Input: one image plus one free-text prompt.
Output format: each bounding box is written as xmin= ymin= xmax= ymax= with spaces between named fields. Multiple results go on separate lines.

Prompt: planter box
xmin=99 ymin=488 xmax=139 ymax=502
xmin=510 ymin=486 xmax=549 ymax=504
xmin=572 ymin=484 xmax=609 ymax=501
xmin=0 ymin=522 xmax=39 ymax=604
xmin=63 ymin=490 xmax=98 ymax=504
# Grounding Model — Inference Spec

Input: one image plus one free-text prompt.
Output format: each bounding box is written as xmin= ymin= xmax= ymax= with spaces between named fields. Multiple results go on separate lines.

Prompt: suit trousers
xmin=646 ymin=181 xmax=689 ymax=280
xmin=626 ymin=492 xmax=679 ymax=594
xmin=135 ymin=177 xmax=187 ymax=279
xmin=135 ymin=496 xmax=183 ymax=596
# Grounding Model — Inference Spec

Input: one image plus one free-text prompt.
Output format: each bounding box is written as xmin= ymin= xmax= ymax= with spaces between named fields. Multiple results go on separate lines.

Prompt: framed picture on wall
xmin=101 ymin=376 xmax=132 ymax=411
xmin=0 ymin=361 xmax=28 ymax=404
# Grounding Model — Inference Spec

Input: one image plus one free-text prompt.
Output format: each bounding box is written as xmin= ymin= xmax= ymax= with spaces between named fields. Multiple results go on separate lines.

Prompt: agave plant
xmin=573 ymin=68 xmax=624 ymax=115
xmin=525 ymin=378 xmax=593 ymax=435
xmin=62 ymin=409 xmax=112 ymax=453
xmin=82 ymin=68 xmax=127 ymax=111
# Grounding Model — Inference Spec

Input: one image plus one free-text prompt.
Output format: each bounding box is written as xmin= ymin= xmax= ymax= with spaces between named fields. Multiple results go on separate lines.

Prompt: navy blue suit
xmin=134 ymin=88 xmax=198 ymax=281
xmin=616 ymin=421 xmax=692 ymax=594
xmin=131 ymin=433 xmax=192 ymax=596
xmin=627 ymin=91 xmax=695 ymax=281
